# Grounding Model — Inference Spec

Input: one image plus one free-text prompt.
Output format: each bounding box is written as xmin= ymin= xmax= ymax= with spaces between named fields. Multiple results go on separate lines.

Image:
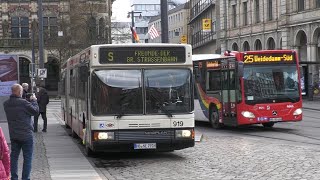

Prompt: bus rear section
xmin=193 ymin=50 xmax=302 ymax=128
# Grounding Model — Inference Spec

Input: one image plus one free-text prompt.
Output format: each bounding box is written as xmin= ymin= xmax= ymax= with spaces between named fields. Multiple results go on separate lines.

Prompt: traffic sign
xmin=38 ymin=68 xmax=47 ymax=78
xmin=202 ymin=19 xmax=211 ymax=32
xmin=181 ymin=35 xmax=187 ymax=44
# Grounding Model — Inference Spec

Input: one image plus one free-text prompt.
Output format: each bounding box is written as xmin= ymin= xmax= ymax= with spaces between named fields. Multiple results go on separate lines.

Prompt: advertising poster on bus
xmin=0 ymin=55 xmax=18 ymax=96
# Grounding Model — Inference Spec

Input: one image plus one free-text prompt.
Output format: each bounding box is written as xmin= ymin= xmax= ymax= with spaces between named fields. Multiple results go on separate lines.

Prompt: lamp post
xmin=38 ymin=0 xmax=44 ymax=69
xmin=127 ymin=11 xmax=141 ymax=43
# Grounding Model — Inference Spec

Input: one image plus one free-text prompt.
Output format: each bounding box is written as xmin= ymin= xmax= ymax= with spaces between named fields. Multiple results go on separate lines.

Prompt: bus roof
xmin=192 ymin=54 xmax=225 ymax=61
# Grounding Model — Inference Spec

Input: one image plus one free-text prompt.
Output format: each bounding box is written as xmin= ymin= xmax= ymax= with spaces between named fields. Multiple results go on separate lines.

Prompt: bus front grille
xmin=117 ymin=130 xmax=174 ymax=142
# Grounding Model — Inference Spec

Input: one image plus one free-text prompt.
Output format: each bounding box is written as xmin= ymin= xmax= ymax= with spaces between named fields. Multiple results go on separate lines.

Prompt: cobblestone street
xmin=11 ymin=100 xmax=320 ymax=180
xmin=92 ymin=132 xmax=320 ymax=180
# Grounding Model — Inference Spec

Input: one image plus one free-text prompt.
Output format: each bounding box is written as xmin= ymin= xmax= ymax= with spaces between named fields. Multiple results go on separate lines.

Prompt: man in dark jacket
xmin=3 ymin=83 xmax=39 ymax=180
xmin=33 ymin=86 xmax=49 ymax=132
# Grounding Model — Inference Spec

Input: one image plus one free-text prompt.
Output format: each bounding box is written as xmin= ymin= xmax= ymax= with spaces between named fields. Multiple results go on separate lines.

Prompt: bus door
xmin=221 ymin=59 xmax=237 ymax=126
xmin=206 ymin=60 xmax=222 ymax=101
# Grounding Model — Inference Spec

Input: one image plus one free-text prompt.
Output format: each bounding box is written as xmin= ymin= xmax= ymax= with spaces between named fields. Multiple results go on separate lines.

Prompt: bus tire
xmin=85 ymin=145 xmax=94 ymax=157
xmin=262 ymin=122 xmax=274 ymax=128
xmin=210 ymin=106 xmax=223 ymax=129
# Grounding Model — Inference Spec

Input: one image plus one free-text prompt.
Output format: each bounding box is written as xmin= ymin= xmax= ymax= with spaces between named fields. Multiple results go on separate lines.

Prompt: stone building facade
xmin=189 ymin=0 xmax=320 ymax=96
xmin=0 ymin=0 xmax=113 ymax=95
xmin=148 ymin=3 xmax=189 ymax=44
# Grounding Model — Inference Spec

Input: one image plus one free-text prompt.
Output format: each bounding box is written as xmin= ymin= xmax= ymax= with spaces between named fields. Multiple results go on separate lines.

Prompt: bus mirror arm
xmin=237 ymin=62 xmax=244 ymax=77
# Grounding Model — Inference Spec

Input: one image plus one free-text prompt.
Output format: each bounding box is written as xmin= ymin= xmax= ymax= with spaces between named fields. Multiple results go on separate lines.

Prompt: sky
xmin=111 ymin=0 xmax=188 ymax=22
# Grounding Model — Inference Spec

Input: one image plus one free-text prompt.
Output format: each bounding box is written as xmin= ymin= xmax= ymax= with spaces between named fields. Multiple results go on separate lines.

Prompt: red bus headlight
xmin=293 ymin=108 xmax=302 ymax=116
xmin=241 ymin=111 xmax=255 ymax=118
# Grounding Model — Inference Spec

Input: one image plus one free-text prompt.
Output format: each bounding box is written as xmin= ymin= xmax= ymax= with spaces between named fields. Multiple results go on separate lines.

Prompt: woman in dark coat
xmin=33 ymin=86 xmax=49 ymax=132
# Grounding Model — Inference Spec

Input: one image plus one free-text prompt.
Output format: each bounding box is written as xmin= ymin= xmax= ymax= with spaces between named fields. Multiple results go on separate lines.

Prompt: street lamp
xmin=127 ymin=11 xmax=142 ymax=43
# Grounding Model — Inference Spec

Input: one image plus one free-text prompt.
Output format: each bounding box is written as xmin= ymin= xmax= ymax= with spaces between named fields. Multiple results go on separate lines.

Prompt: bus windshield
xmin=145 ymin=69 xmax=192 ymax=114
xmin=243 ymin=64 xmax=300 ymax=104
xmin=91 ymin=69 xmax=192 ymax=116
xmin=91 ymin=70 xmax=143 ymax=116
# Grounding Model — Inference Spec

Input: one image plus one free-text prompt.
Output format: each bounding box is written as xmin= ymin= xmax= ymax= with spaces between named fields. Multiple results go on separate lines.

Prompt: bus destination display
xmin=243 ymin=53 xmax=295 ymax=64
xmin=99 ymin=47 xmax=186 ymax=64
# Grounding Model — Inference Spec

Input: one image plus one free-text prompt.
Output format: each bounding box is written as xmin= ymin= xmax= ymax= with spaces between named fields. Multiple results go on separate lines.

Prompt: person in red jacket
xmin=0 ymin=127 xmax=10 ymax=180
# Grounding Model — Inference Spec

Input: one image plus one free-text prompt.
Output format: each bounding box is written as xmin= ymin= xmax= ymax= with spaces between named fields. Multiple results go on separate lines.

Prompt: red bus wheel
xmin=210 ymin=106 xmax=223 ymax=129
xmin=262 ymin=122 xmax=274 ymax=128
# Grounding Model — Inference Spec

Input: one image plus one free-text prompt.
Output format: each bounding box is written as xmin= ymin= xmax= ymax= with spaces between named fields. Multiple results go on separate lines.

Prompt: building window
xmin=255 ymin=0 xmax=260 ymax=23
xmin=232 ymin=5 xmax=237 ymax=28
xmin=268 ymin=0 xmax=273 ymax=21
xmin=43 ymin=17 xmax=58 ymax=38
xmin=232 ymin=43 xmax=239 ymax=51
xmin=243 ymin=41 xmax=250 ymax=51
xmin=98 ymin=18 xmax=105 ymax=38
xmin=243 ymin=2 xmax=248 ymax=26
xmin=11 ymin=17 xmax=29 ymax=38
xmin=254 ymin=39 xmax=262 ymax=50
xmin=88 ymin=17 xmax=97 ymax=40
xmin=316 ymin=0 xmax=320 ymax=8
xmin=267 ymin=37 xmax=275 ymax=50
xmin=298 ymin=0 xmax=305 ymax=11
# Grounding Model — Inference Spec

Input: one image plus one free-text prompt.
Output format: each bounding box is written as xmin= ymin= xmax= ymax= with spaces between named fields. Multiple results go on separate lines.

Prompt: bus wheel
xmin=85 ymin=145 xmax=94 ymax=157
xmin=262 ymin=122 xmax=274 ymax=128
xmin=210 ymin=106 xmax=223 ymax=129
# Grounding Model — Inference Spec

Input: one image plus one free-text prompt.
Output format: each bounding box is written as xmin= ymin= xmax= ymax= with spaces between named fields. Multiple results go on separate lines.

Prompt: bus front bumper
xmin=91 ymin=140 xmax=195 ymax=152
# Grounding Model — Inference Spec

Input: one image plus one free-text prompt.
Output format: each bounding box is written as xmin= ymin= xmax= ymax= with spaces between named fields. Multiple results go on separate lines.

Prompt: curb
xmin=303 ymin=107 xmax=320 ymax=111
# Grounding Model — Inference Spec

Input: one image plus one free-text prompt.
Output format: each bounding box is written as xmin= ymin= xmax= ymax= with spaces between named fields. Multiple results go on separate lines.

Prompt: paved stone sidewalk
xmin=16 ymin=133 xmax=51 ymax=180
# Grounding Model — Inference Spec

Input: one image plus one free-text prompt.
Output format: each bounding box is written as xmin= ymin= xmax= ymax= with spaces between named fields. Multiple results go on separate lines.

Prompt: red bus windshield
xmin=243 ymin=63 xmax=300 ymax=104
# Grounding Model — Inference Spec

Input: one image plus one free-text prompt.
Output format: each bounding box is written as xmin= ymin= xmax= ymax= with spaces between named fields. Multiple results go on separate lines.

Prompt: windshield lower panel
xmin=91 ymin=70 xmax=143 ymax=116
xmin=145 ymin=69 xmax=192 ymax=114
xmin=243 ymin=64 xmax=300 ymax=105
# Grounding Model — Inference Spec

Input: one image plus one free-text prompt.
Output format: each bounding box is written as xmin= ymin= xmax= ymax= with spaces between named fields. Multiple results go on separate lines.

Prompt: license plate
xmin=269 ymin=117 xmax=282 ymax=122
xmin=134 ymin=143 xmax=156 ymax=150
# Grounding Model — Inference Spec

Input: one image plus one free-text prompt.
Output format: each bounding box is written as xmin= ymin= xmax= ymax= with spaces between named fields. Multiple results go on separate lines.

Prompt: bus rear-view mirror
xmin=80 ymin=66 xmax=89 ymax=82
xmin=237 ymin=61 xmax=244 ymax=77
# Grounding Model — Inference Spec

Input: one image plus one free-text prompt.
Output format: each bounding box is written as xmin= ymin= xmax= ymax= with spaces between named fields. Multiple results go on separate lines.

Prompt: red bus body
xmin=193 ymin=50 xmax=302 ymax=128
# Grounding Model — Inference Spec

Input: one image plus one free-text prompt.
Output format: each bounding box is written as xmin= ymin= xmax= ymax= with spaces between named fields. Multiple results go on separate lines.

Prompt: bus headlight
xmin=93 ymin=132 xmax=114 ymax=141
xmin=293 ymin=108 xmax=302 ymax=116
xmin=176 ymin=130 xmax=192 ymax=138
xmin=241 ymin=111 xmax=255 ymax=118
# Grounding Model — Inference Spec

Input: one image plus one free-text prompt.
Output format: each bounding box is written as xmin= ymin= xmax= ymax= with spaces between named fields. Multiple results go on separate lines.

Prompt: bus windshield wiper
xmin=148 ymin=93 xmax=173 ymax=118
xmin=115 ymin=112 xmax=124 ymax=119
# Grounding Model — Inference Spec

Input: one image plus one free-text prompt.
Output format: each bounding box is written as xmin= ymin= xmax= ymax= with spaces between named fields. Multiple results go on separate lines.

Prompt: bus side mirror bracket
xmin=80 ymin=65 xmax=89 ymax=82
xmin=237 ymin=62 xmax=244 ymax=77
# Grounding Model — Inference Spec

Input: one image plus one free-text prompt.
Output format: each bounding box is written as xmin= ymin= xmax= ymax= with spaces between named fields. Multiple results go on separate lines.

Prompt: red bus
xmin=193 ymin=50 xmax=302 ymax=128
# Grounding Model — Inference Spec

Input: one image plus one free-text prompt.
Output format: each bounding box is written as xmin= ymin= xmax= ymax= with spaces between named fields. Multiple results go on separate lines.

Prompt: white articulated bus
xmin=60 ymin=44 xmax=195 ymax=155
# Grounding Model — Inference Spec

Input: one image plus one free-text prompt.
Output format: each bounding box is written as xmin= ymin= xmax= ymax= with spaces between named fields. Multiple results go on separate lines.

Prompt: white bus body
xmin=61 ymin=44 xmax=195 ymax=154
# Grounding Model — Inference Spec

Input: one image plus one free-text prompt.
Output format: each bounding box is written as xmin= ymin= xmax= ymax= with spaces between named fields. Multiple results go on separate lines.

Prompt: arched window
xmin=254 ymin=39 xmax=262 ymax=50
xmin=232 ymin=43 xmax=239 ymax=51
xmin=243 ymin=41 xmax=250 ymax=51
xmin=267 ymin=37 xmax=275 ymax=50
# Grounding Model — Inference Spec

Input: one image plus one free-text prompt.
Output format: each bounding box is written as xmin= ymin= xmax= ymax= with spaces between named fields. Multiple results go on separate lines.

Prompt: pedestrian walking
xmin=3 ymin=84 xmax=39 ymax=180
xmin=34 ymin=86 xmax=49 ymax=133
xmin=0 ymin=127 xmax=10 ymax=180
xmin=21 ymin=83 xmax=29 ymax=99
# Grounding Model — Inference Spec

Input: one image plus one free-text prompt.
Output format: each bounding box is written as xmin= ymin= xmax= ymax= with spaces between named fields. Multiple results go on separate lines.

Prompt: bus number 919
xmin=173 ymin=121 xmax=184 ymax=127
